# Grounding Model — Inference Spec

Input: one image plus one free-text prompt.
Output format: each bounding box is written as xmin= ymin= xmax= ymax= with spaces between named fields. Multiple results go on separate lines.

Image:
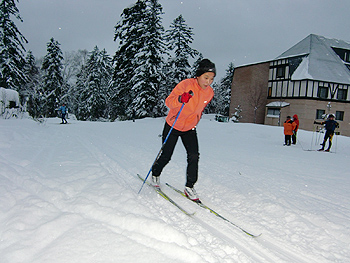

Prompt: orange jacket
xmin=293 ymin=114 xmax=299 ymax=131
xmin=165 ymin=78 xmax=214 ymax=132
xmin=284 ymin=120 xmax=296 ymax=135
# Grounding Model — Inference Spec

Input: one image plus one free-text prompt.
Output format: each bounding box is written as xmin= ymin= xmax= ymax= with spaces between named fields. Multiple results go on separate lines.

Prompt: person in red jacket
xmin=151 ymin=59 xmax=215 ymax=201
xmin=292 ymin=114 xmax=299 ymax=144
xmin=283 ymin=116 xmax=296 ymax=146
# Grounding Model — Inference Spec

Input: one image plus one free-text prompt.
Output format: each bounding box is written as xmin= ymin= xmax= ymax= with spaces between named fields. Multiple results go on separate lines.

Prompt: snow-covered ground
xmin=0 ymin=116 xmax=349 ymax=263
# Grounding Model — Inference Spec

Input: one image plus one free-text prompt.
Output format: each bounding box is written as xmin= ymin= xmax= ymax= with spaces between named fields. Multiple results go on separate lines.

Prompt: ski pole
xmin=310 ymin=124 xmax=315 ymax=150
xmin=138 ymin=96 xmax=189 ymax=194
xmin=334 ymin=127 xmax=339 ymax=153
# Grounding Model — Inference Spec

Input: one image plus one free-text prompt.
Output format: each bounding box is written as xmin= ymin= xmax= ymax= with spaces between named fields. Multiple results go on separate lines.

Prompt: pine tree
xmin=41 ymin=37 xmax=64 ymax=117
xmin=0 ymin=0 xmax=28 ymax=90
xmin=215 ymin=62 xmax=234 ymax=116
xmin=23 ymin=51 xmax=43 ymax=118
xmin=164 ymin=14 xmax=199 ymax=91
xmin=111 ymin=0 xmax=147 ymax=120
xmin=112 ymin=0 xmax=166 ymax=120
xmin=129 ymin=0 xmax=166 ymax=118
xmin=76 ymin=46 xmax=112 ymax=121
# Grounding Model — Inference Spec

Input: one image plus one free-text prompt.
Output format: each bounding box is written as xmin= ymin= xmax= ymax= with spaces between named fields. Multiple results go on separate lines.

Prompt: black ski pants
xmin=152 ymin=122 xmax=199 ymax=188
xmin=321 ymin=130 xmax=334 ymax=150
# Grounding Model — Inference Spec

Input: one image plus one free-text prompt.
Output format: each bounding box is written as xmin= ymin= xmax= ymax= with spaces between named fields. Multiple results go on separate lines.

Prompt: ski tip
xmin=187 ymin=212 xmax=196 ymax=217
xmin=252 ymin=233 xmax=262 ymax=238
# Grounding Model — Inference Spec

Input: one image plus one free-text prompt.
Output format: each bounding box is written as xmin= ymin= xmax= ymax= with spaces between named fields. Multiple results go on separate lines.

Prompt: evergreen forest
xmin=0 ymin=0 xmax=233 ymax=121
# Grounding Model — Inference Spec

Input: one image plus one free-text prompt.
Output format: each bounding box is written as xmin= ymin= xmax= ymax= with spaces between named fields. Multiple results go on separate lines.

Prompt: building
xmin=230 ymin=34 xmax=350 ymax=136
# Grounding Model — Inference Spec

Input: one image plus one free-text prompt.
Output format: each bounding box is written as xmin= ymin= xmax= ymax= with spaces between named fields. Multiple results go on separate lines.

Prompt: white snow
xmin=291 ymin=56 xmax=313 ymax=81
xmin=0 ymin=87 xmax=20 ymax=108
xmin=265 ymin=101 xmax=290 ymax=108
xmin=0 ymin=116 xmax=349 ymax=263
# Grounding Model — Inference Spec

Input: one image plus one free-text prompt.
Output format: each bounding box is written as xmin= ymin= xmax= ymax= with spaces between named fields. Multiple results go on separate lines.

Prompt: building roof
xmin=276 ymin=34 xmax=350 ymax=84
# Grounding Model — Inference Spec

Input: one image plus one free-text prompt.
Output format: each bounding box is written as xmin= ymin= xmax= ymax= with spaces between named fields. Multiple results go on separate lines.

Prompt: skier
xmin=283 ymin=116 xmax=296 ymax=146
xmin=151 ymin=59 xmax=215 ymax=201
xmin=58 ymin=103 xmax=68 ymax=124
xmin=314 ymin=114 xmax=339 ymax=152
xmin=292 ymin=114 xmax=299 ymax=144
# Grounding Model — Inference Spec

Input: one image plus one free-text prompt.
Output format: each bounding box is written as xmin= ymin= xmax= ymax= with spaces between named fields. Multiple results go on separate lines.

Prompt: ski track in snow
xmin=0 ymin=117 xmax=349 ymax=262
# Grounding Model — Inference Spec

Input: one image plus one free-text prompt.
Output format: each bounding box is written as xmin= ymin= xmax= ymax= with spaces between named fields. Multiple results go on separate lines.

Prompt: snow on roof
xmin=266 ymin=101 xmax=290 ymax=108
xmin=276 ymin=34 xmax=350 ymax=84
xmin=291 ymin=56 xmax=313 ymax=80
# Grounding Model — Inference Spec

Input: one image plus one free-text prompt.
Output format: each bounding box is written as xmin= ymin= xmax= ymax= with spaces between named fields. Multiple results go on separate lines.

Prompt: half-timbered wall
xmin=268 ymin=59 xmax=350 ymax=102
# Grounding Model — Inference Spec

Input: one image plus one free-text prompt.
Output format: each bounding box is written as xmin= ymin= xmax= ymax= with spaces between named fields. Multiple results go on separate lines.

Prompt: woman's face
xmin=196 ymin=72 xmax=215 ymax=89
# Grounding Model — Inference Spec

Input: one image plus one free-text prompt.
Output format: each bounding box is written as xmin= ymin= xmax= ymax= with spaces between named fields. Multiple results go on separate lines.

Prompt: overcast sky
xmin=16 ymin=0 xmax=350 ymax=80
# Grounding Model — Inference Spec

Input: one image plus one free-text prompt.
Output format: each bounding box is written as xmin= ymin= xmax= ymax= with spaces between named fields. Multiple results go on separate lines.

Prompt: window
xmin=337 ymin=89 xmax=348 ymax=100
xmin=267 ymin=108 xmax=280 ymax=116
xmin=317 ymin=86 xmax=328 ymax=99
xmin=276 ymin=66 xmax=285 ymax=78
xmin=316 ymin=109 xmax=325 ymax=119
xmin=336 ymin=111 xmax=344 ymax=121
xmin=332 ymin=47 xmax=350 ymax=63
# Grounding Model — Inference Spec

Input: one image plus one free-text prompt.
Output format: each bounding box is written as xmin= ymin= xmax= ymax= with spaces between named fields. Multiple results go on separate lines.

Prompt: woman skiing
xmin=151 ymin=59 xmax=216 ymax=201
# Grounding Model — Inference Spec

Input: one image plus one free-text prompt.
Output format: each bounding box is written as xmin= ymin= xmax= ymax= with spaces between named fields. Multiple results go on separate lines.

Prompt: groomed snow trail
xmin=1 ymin=117 xmax=349 ymax=262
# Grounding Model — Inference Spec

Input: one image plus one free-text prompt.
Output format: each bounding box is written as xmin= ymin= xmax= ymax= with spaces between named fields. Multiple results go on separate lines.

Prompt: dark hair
xmin=195 ymin=59 xmax=216 ymax=77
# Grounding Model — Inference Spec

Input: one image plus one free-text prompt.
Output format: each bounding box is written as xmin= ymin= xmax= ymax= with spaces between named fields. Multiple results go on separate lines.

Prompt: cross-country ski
xmin=166 ymin=182 xmax=261 ymax=238
xmin=137 ymin=174 xmax=194 ymax=216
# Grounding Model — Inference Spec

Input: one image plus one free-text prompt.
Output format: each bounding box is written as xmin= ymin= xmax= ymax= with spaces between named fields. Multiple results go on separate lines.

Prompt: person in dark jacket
xmin=292 ymin=114 xmax=299 ymax=144
xmin=58 ymin=103 xmax=68 ymax=124
xmin=314 ymin=114 xmax=339 ymax=152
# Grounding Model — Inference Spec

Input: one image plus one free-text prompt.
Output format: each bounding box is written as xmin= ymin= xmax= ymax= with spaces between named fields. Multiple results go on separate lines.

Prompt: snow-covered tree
xmin=111 ymin=0 xmax=147 ymax=119
xmin=0 ymin=0 xmax=28 ymax=90
xmin=163 ymin=15 xmax=199 ymax=90
xmin=23 ymin=51 xmax=44 ymax=118
xmin=214 ymin=62 xmax=234 ymax=116
xmin=112 ymin=0 xmax=166 ymax=120
xmin=129 ymin=0 xmax=166 ymax=118
xmin=230 ymin=105 xmax=242 ymax=123
xmin=62 ymin=50 xmax=88 ymax=116
xmin=76 ymin=46 xmax=112 ymax=121
xmin=41 ymin=37 xmax=64 ymax=117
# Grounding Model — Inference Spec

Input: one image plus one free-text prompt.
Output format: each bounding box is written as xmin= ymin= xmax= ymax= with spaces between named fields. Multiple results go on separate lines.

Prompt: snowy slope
xmin=0 ymin=116 xmax=349 ymax=263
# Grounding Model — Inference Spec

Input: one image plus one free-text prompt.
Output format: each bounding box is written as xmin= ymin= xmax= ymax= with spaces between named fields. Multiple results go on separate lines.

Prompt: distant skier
xmin=283 ymin=116 xmax=296 ymax=146
xmin=58 ymin=103 xmax=68 ymax=124
xmin=292 ymin=114 xmax=299 ymax=144
xmin=151 ymin=59 xmax=215 ymax=201
xmin=314 ymin=114 xmax=339 ymax=152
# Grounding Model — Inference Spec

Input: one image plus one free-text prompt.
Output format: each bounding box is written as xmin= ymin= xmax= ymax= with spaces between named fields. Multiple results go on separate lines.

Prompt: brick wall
xmin=230 ymin=62 xmax=270 ymax=123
